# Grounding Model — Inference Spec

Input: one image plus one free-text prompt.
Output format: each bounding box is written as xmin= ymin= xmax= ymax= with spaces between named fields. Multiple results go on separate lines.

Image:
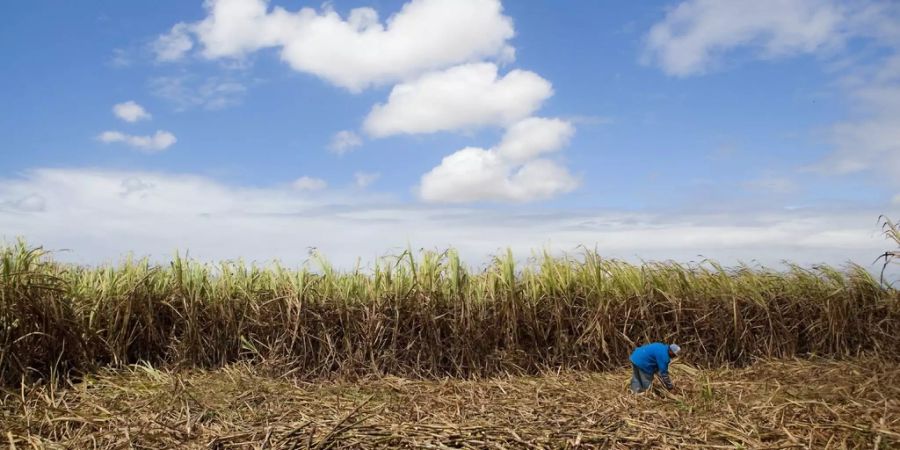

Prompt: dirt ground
xmin=2 ymin=358 xmax=898 ymax=449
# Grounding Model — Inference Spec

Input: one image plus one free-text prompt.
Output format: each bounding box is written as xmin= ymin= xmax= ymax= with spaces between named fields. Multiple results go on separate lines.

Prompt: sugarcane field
xmin=2 ymin=217 xmax=899 ymax=448
xmin=4 ymin=0 xmax=900 ymax=448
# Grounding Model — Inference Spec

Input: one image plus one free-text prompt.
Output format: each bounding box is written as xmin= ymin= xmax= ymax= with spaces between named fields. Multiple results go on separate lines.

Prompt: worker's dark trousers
xmin=630 ymin=363 xmax=654 ymax=393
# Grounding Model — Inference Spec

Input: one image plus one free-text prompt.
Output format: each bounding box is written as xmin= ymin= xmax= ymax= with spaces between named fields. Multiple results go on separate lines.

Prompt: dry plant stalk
xmin=878 ymin=215 xmax=900 ymax=284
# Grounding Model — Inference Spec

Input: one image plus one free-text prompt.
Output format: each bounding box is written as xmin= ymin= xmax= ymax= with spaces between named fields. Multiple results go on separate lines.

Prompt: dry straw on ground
xmin=2 ymin=358 xmax=898 ymax=449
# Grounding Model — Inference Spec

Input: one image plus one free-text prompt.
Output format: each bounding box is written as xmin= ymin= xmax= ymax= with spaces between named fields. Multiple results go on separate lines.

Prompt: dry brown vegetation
xmin=2 ymin=235 xmax=899 ymax=448
xmin=2 ymin=358 xmax=898 ymax=449
xmin=2 ymin=243 xmax=898 ymax=386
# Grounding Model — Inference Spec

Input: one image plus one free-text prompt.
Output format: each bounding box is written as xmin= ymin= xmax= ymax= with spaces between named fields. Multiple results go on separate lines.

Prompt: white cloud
xmin=0 ymin=168 xmax=890 ymax=270
xmin=329 ymin=130 xmax=362 ymax=155
xmin=153 ymin=23 xmax=194 ymax=62
xmin=113 ymin=101 xmax=151 ymax=123
xmin=496 ymin=117 xmax=575 ymax=163
xmin=98 ymin=130 xmax=177 ymax=152
xmin=893 ymin=193 xmax=900 ymax=205
xmin=644 ymin=1 xmax=900 ymax=185
xmin=354 ymin=172 xmax=380 ymax=188
xmin=154 ymin=0 xmax=516 ymax=92
xmin=823 ymin=116 xmax=900 ymax=175
xmin=150 ymin=76 xmax=247 ymax=111
xmin=292 ymin=176 xmax=327 ymax=191
xmin=419 ymin=117 xmax=578 ymax=203
xmin=121 ymin=178 xmax=155 ymax=197
xmin=644 ymin=0 xmax=848 ymax=76
xmin=420 ymin=148 xmax=578 ymax=203
xmin=1 ymin=194 xmax=46 ymax=213
xmin=813 ymin=54 xmax=900 ymax=178
xmin=363 ymin=63 xmax=553 ymax=137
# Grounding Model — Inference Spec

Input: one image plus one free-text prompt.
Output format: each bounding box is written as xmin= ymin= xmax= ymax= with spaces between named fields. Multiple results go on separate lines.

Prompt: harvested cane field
xmin=2 ymin=238 xmax=900 ymax=448
xmin=2 ymin=359 xmax=898 ymax=448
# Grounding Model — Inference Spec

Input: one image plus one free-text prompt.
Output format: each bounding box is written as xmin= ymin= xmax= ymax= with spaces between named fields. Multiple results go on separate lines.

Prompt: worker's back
xmin=630 ymin=342 xmax=670 ymax=374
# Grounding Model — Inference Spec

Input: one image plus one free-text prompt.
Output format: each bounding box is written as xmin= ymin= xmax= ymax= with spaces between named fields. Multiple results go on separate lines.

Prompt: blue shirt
xmin=630 ymin=342 xmax=671 ymax=375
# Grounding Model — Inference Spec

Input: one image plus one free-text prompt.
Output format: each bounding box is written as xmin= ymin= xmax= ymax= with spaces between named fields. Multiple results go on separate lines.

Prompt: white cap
xmin=669 ymin=344 xmax=681 ymax=355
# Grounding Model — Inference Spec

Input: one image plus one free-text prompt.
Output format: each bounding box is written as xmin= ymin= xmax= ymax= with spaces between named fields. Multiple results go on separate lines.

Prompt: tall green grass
xmin=1 ymin=241 xmax=898 ymax=386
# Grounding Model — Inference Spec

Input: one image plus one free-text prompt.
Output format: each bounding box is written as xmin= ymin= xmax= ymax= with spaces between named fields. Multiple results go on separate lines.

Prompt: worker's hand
xmin=659 ymin=373 xmax=674 ymax=391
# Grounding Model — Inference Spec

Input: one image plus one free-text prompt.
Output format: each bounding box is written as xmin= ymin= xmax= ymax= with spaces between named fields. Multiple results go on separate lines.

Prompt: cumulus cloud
xmin=643 ymin=0 xmax=848 ymax=76
xmin=363 ymin=63 xmax=553 ymax=137
xmin=98 ymin=130 xmax=177 ymax=152
xmin=153 ymin=0 xmax=516 ymax=91
xmin=0 ymin=168 xmax=890 ymax=270
xmin=292 ymin=176 xmax=327 ymax=191
xmin=420 ymin=149 xmax=578 ymax=203
xmin=329 ymin=130 xmax=362 ymax=155
xmin=419 ymin=117 xmax=577 ymax=203
xmin=495 ymin=117 xmax=575 ymax=163
xmin=354 ymin=172 xmax=380 ymax=188
xmin=113 ymin=101 xmax=151 ymax=123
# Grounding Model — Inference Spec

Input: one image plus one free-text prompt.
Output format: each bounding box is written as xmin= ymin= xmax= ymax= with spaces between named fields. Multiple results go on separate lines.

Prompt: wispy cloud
xmin=152 ymin=23 xmax=194 ymax=62
xmin=292 ymin=176 xmax=327 ymax=191
xmin=150 ymin=75 xmax=247 ymax=111
xmin=813 ymin=54 xmax=900 ymax=180
xmin=329 ymin=130 xmax=362 ymax=155
xmin=643 ymin=0 xmax=848 ymax=76
xmin=97 ymin=130 xmax=177 ymax=152
xmin=645 ymin=0 xmax=900 ymax=188
xmin=354 ymin=172 xmax=380 ymax=189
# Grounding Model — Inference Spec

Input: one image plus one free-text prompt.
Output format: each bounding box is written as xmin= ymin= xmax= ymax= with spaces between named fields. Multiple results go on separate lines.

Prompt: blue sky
xmin=1 ymin=0 xmax=898 ymax=268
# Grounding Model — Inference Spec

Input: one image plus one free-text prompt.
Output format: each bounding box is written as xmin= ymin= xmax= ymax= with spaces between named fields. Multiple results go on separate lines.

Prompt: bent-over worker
xmin=629 ymin=342 xmax=680 ymax=393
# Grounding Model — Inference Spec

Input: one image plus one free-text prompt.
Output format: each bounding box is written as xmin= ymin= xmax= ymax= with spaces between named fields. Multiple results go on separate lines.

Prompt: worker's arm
xmin=658 ymin=372 xmax=674 ymax=390
xmin=658 ymin=352 xmax=674 ymax=390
